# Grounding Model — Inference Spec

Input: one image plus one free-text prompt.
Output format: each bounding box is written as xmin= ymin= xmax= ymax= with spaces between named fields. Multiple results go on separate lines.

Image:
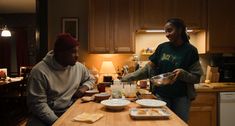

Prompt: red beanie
xmin=54 ymin=33 xmax=79 ymax=52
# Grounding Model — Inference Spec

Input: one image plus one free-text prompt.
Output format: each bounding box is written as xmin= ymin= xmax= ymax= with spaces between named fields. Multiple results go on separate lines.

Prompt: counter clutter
xmin=195 ymin=82 xmax=235 ymax=89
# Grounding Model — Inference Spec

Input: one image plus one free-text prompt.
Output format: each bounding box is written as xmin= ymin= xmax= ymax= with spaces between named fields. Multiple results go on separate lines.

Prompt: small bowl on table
xmin=85 ymin=89 xmax=99 ymax=96
xmin=94 ymin=93 xmax=111 ymax=102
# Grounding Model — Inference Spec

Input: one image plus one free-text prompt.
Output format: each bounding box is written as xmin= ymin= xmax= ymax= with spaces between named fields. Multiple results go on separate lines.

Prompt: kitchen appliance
xmin=219 ymin=92 xmax=235 ymax=126
xmin=218 ymin=56 xmax=235 ymax=82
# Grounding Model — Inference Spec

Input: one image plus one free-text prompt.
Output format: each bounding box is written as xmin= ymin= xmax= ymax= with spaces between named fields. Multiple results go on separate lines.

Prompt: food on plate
xmin=149 ymin=109 xmax=160 ymax=116
xmin=137 ymin=109 xmax=147 ymax=115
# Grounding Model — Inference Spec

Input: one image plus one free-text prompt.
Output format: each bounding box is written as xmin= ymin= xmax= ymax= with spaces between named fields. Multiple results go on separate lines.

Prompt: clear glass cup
xmin=123 ymin=83 xmax=136 ymax=98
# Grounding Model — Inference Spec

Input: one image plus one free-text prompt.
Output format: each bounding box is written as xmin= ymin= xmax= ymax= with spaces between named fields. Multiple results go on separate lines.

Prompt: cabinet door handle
xmin=190 ymin=106 xmax=212 ymax=111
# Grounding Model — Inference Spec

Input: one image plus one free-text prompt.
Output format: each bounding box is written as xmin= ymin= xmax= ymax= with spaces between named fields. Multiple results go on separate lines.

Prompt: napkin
xmin=73 ymin=112 xmax=104 ymax=123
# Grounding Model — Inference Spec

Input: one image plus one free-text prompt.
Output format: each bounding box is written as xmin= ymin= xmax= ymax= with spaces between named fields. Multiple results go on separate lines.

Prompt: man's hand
xmin=74 ymin=85 xmax=89 ymax=98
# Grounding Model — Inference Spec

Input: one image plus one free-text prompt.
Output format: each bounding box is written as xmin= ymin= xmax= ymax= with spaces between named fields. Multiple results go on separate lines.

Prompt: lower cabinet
xmin=188 ymin=92 xmax=217 ymax=126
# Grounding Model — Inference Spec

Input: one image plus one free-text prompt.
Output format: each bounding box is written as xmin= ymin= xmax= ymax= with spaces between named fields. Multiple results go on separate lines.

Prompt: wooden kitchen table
xmin=53 ymin=99 xmax=188 ymax=126
xmin=0 ymin=77 xmax=24 ymax=87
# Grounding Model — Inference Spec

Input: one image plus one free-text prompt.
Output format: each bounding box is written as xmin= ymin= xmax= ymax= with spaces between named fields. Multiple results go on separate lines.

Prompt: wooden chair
xmin=0 ymin=80 xmax=27 ymax=126
xmin=0 ymin=66 xmax=32 ymax=125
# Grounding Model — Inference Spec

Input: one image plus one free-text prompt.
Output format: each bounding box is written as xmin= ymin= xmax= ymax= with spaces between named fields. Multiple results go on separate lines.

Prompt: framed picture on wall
xmin=62 ymin=17 xmax=79 ymax=40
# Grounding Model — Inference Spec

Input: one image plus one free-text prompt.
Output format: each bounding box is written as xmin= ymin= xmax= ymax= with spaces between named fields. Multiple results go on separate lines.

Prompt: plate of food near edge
xmin=136 ymin=99 xmax=166 ymax=107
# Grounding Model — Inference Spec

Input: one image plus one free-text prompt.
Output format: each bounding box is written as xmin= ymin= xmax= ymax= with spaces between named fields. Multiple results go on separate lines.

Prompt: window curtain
xmin=0 ymin=29 xmax=29 ymax=76
xmin=15 ymin=29 xmax=29 ymax=75
xmin=0 ymin=37 xmax=11 ymax=74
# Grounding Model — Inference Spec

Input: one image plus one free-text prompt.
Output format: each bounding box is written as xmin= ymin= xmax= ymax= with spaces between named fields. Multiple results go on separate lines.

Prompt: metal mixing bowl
xmin=150 ymin=72 xmax=175 ymax=86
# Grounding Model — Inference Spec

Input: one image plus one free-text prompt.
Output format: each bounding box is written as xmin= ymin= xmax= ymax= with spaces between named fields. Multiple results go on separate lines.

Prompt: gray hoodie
xmin=27 ymin=50 xmax=95 ymax=125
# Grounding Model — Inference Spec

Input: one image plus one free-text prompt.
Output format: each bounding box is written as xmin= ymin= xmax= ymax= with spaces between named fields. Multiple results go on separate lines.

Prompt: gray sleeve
xmin=121 ymin=63 xmax=155 ymax=82
xmin=80 ymin=65 xmax=96 ymax=89
xmin=27 ymin=74 xmax=58 ymax=125
xmin=178 ymin=61 xmax=204 ymax=84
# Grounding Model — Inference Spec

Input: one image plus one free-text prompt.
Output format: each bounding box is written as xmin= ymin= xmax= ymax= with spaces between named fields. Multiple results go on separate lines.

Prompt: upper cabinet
xmin=207 ymin=0 xmax=235 ymax=53
xmin=89 ymin=0 xmax=110 ymax=53
xmin=137 ymin=0 xmax=169 ymax=29
xmin=171 ymin=0 xmax=207 ymax=29
xmin=89 ymin=0 xmax=235 ymax=54
xmin=89 ymin=0 xmax=135 ymax=53
xmin=111 ymin=0 xmax=135 ymax=53
xmin=137 ymin=0 xmax=207 ymax=29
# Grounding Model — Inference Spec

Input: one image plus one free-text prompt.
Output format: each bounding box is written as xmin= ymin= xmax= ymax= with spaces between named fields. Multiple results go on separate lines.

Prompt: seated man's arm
xmin=73 ymin=65 xmax=96 ymax=98
xmin=27 ymin=75 xmax=58 ymax=125
xmin=80 ymin=65 xmax=96 ymax=89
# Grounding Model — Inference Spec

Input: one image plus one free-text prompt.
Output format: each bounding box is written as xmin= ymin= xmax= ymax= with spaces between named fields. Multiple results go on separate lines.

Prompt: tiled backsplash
xmin=135 ymin=31 xmax=206 ymax=61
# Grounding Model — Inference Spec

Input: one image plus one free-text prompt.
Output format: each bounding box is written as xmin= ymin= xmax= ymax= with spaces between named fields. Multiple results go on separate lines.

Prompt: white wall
xmin=135 ymin=31 xmax=206 ymax=61
xmin=48 ymin=0 xmax=88 ymax=62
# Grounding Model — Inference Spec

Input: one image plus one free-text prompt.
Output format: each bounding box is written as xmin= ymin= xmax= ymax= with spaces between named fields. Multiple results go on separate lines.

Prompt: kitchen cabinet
xmin=89 ymin=0 xmax=110 ymax=53
xmin=89 ymin=0 xmax=135 ymax=53
xmin=171 ymin=0 xmax=207 ymax=29
xmin=206 ymin=0 xmax=235 ymax=53
xmin=188 ymin=92 xmax=217 ymax=126
xmin=137 ymin=0 xmax=207 ymax=29
xmin=137 ymin=0 xmax=169 ymax=29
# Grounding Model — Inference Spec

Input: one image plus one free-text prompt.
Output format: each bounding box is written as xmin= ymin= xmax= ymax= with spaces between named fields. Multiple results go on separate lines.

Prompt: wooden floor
xmin=0 ymin=113 xmax=28 ymax=126
xmin=17 ymin=117 xmax=28 ymax=126
xmin=0 ymin=85 xmax=28 ymax=126
xmin=0 ymin=98 xmax=28 ymax=126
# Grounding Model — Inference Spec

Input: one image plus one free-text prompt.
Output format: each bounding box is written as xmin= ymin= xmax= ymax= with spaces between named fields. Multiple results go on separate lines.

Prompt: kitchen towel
xmin=73 ymin=112 xmax=104 ymax=123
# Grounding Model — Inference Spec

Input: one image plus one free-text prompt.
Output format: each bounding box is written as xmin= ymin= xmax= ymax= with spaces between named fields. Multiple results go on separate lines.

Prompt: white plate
xmin=95 ymin=93 xmax=110 ymax=97
xmin=85 ymin=89 xmax=99 ymax=93
xmin=136 ymin=99 xmax=166 ymax=107
xmin=101 ymin=99 xmax=130 ymax=110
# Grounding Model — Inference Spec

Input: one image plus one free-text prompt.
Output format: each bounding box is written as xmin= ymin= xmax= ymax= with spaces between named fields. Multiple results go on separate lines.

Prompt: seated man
xmin=27 ymin=33 xmax=96 ymax=126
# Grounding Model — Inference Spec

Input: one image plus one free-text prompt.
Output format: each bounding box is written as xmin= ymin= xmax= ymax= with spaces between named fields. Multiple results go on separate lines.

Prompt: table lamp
xmin=99 ymin=61 xmax=116 ymax=82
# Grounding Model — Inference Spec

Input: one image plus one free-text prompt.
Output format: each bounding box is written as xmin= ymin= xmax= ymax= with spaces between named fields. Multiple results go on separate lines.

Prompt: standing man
xmin=122 ymin=18 xmax=203 ymax=123
xmin=27 ymin=33 xmax=96 ymax=126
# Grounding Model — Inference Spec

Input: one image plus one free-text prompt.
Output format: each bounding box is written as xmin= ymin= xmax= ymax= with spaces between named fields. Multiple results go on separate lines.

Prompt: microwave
xmin=218 ymin=56 xmax=235 ymax=82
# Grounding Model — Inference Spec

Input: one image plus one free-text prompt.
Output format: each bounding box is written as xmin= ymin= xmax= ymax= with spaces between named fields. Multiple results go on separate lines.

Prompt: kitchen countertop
xmin=195 ymin=82 xmax=235 ymax=92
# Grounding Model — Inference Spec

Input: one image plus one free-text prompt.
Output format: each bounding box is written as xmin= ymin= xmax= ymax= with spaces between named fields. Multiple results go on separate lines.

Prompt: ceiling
xmin=0 ymin=0 xmax=35 ymax=13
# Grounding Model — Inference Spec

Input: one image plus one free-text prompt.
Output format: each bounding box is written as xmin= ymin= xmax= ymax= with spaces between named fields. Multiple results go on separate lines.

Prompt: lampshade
xmin=99 ymin=61 xmax=116 ymax=74
xmin=1 ymin=25 xmax=11 ymax=37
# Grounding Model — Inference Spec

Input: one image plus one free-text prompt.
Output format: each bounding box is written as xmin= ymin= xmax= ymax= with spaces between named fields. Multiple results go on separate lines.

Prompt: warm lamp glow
xmin=137 ymin=29 xmax=195 ymax=33
xmin=1 ymin=25 xmax=11 ymax=37
xmin=99 ymin=61 xmax=116 ymax=82
xmin=99 ymin=61 xmax=116 ymax=75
